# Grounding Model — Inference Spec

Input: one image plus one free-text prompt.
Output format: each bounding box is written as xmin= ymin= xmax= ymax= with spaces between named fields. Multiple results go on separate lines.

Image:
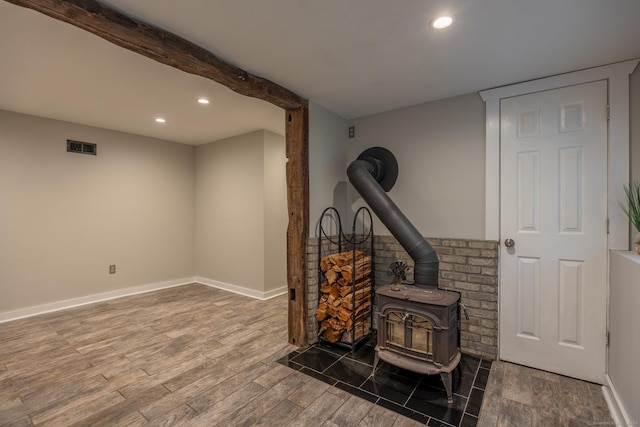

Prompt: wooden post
xmin=4 ymin=0 xmax=310 ymax=346
xmin=286 ymin=105 xmax=309 ymax=346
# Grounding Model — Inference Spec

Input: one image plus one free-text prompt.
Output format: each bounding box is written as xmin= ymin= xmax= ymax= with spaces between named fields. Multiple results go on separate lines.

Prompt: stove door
xmin=384 ymin=311 xmax=434 ymax=361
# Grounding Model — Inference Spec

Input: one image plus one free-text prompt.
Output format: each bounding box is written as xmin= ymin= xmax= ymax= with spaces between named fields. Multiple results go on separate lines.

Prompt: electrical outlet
xmin=348 ymin=126 xmax=355 ymax=138
xmin=109 ymin=264 xmax=116 ymax=274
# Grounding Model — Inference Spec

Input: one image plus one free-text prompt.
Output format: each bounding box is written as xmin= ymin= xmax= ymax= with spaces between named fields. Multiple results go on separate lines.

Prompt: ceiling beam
xmin=4 ymin=0 xmax=306 ymax=111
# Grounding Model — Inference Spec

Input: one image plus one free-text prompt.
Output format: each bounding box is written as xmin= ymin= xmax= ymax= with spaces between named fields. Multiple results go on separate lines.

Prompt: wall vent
xmin=67 ymin=140 xmax=97 ymax=155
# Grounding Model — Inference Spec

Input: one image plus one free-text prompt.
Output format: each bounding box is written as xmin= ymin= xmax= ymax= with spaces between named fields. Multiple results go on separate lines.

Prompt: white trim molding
xmin=194 ymin=276 xmax=287 ymax=300
xmin=480 ymin=59 xmax=639 ymax=249
xmin=0 ymin=277 xmax=288 ymax=323
xmin=0 ymin=278 xmax=193 ymax=323
xmin=603 ymin=374 xmax=632 ymax=427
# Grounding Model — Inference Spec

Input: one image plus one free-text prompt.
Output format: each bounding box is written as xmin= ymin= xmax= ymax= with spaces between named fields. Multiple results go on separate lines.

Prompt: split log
xmin=340 ymin=256 xmax=372 ymax=281
xmin=329 ymin=284 xmax=340 ymax=299
xmin=337 ymin=306 xmax=351 ymax=322
xmin=354 ymin=300 xmax=372 ymax=317
xmin=341 ymin=286 xmax=370 ymax=310
xmin=324 ymin=268 xmax=339 ymax=284
xmin=316 ymin=304 xmax=328 ymax=321
xmin=325 ymin=304 xmax=339 ymax=318
xmin=324 ymin=328 xmax=343 ymax=343
xmin=341 ymin=321 xmax=371 ymax=344
xmin=320 ymin=251 xmax=364 ymax=271
xmin=338 ymin=277 xmax=372 ymax=299
xmin=320 ymin=281 xmax=332 ymax=293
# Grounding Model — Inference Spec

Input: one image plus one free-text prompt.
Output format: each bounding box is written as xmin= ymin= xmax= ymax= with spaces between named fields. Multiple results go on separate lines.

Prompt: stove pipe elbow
xmin=347 ymin=152 xmax=439 ymax=287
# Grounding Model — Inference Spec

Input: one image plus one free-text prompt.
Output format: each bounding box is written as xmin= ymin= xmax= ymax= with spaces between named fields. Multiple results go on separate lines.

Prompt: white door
xmin=499 ymin=80 xmax=608 ymax=384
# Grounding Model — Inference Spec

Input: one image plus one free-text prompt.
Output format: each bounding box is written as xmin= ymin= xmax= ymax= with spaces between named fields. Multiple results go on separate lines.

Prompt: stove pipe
xmin=347 ymin=147 xmax=439 ymax=288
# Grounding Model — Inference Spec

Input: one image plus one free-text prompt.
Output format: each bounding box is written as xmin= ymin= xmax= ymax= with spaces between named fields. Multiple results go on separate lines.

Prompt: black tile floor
xmin=278 ymin=340 xmax=491 ymax=427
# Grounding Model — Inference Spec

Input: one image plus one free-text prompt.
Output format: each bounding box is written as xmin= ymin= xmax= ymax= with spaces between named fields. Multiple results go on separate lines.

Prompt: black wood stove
xmin=375 ymin=284 xmax=460 ymax=403
xmin=347 ymin=146 xmax=461 ymax=404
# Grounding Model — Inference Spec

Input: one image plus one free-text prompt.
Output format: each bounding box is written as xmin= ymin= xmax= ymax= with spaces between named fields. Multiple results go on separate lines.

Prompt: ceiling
xmin=0 ymin=1 xmax=285 ymax=145
xmin=2 ymin=0 xmax=640 ymax=145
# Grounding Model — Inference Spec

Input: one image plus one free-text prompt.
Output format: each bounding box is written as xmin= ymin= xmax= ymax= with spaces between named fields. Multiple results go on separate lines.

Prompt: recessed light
xmin=198 ymin=98 xmax=210 ymax=104
xmin=155 ymin=117 xmax=166 ymax=123
xmin=431 ymin=15 xmax=454 ymax=29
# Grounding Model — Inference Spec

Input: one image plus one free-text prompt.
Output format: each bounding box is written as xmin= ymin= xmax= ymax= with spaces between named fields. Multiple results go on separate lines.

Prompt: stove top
xmin=377 ymin=284 xmax=460 ymax=306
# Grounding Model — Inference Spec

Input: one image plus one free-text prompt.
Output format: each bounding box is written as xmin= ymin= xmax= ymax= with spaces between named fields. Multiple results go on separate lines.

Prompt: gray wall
xmin=195 ymin=130 xmax=287 ymax=295
xmin=348 ymin=93 xmax=486 ymax=240
xmin=263 ymin=131 xmax=288 ymax=293
xmin=321 ymin=65 xmax=640 ymax=241
xmin=0 ymin=112 xmax=287 ymax=314
xmin=0 ymin=110 xmax=196 ymax=312
xmin=609 ymin=251 xmax=640 ymax=423
xmin=308 ymin=101 xmax=349 ymax=235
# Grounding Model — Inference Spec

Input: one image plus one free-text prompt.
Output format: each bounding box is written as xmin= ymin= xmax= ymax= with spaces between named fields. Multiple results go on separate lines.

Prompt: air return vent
xmin=67 ymin=140 xmax=97 ymax=155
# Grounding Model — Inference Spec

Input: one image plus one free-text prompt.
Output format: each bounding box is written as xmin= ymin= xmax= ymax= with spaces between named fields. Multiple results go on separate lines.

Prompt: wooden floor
xmin=0 ymin=284 xmax=613 ymax=426
xmin=0 ymin=284 xmax=427 ymax=427
xmin=478 ymin=360 xmax=613 ymax=426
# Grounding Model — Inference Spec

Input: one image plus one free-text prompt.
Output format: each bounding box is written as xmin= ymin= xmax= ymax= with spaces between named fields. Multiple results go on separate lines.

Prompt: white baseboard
xmin=0 ymin=278 xmax=194 ymax=323
xmin=194 ymin=276 xmax=287 ymax=300
xmin=603 ymin=374 xmax=631 ymax=427
xmin=0 ymin=277 xmax=287 ymax=323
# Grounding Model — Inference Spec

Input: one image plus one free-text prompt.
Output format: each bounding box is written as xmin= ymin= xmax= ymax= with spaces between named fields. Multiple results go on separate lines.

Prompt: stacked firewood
xmin=316 ymin=250 xmax=372 ymax=343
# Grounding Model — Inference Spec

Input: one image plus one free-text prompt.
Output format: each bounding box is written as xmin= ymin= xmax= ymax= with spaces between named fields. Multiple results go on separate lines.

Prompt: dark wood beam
xmin=4 ymin=0 xmax=306 ymax=111
xmin=286 ymin=105 xmax=309 ymax=347
xmin=5 ymin=0 xmax=309 ymax=346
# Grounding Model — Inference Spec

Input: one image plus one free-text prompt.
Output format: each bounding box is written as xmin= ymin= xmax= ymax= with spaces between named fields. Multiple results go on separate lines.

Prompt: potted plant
xmin=619 ymin=181 xmax=640 ymax=254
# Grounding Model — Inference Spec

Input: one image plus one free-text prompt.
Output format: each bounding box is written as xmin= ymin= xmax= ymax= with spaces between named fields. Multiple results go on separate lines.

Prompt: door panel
xmin=500 ymin=80 xmax=608 ymax=383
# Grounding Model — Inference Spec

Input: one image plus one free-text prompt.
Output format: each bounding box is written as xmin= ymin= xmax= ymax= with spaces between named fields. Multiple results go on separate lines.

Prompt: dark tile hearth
xmin=278 ymin=341 xmax=490 ymax=427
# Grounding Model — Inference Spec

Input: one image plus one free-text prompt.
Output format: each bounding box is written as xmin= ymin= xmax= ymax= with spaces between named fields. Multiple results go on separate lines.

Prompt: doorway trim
xmin=5 ymin=0 xmax=310 ymax=346
xmin=480 ymin=60 xmax=638 ymax=421
xmin=480 ymin=59 xmax=639 ymax=250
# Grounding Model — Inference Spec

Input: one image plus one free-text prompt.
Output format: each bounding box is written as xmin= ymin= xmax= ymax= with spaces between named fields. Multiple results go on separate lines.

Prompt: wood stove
xmin=375 ymin=284 xmax=460 ymax=403
xmin=347 ymin=147 xmax=461 ymax=403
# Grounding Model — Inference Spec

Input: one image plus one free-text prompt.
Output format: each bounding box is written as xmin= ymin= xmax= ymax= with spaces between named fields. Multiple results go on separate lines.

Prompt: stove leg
xmin=373 ymin=352 xmax=379 ymax=373
xmin=440 ymin=371 xmax=453 ymax=404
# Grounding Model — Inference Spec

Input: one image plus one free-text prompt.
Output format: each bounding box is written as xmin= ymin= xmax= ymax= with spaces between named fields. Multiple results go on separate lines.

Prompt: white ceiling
xmin=2 ymin=0 xmax=640 ymax=145
xmin=0 ymin=1 xmax=285 ymax=145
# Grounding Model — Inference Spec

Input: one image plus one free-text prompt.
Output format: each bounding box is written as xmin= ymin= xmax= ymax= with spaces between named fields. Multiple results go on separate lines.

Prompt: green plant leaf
xmin=619 ymin=181 xmax=640 ymax=233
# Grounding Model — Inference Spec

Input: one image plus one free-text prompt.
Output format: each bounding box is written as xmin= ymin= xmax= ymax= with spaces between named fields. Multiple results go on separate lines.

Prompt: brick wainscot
xmin=307 ymin=235 xmax=499 ymax=360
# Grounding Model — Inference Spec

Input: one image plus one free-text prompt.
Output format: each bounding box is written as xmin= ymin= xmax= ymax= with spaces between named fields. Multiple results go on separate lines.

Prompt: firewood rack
xmin=316 ymin=207 xmax=374 ymax=352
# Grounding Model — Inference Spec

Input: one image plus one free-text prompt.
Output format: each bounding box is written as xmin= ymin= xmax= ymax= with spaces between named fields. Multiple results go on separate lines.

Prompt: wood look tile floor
xmin=0 ymin=284 xmax=427 ymax=426
xmin=478 ymin=360 xmax=613 ymax=426
xmin=0 ymin=284 xmax=614 ymax=426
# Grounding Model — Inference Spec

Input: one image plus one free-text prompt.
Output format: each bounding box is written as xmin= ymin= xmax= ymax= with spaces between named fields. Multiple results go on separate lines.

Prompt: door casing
xmin=480 ymin=59 xmax=639 ymax=365
xmin=498 ymin=81 xmax=608 ymax=383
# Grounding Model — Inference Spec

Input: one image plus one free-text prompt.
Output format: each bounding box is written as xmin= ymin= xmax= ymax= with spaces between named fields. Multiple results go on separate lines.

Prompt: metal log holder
xmin=317 ymin=206 xmax=374 ymax=353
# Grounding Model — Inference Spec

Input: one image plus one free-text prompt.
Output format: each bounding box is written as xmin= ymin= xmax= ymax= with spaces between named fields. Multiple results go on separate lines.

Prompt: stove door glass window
xmin=409 ymin=315 xmax=433 ymax=355
xmin=385 ymin=311 xmax=434 ymax=358
xmin=387 ymin=312 xmax=405 ymax=347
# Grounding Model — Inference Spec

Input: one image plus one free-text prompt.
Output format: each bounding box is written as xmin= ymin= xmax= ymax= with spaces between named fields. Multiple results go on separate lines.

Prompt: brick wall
xmin=306 ymin=235 xmax=499 ymax=360
xmin=306 ymin=238 xmax=320 ymax=345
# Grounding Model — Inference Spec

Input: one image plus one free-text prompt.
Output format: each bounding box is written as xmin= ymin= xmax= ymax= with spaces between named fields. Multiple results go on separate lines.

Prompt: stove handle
xmin=460 ymin=303 xmax=470 ymax=320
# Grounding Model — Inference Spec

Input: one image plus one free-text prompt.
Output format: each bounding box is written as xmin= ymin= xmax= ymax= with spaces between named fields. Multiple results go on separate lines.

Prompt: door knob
xmin=504 ymin=238 xmax=515 ymax=247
